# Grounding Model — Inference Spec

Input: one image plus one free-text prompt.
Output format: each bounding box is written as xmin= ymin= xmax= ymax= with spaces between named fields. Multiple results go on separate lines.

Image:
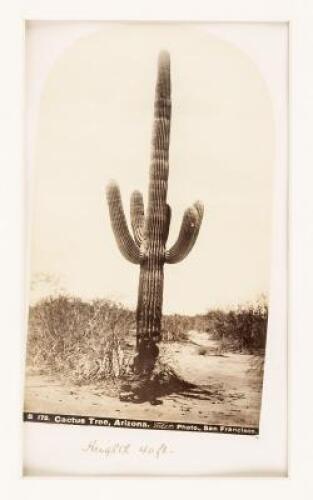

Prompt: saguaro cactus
xmin=106 ymin=51 xmax=204 ymax=395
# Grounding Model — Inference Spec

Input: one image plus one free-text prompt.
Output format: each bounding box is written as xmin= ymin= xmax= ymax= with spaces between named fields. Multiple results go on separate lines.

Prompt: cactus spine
xmin=106 ymin=51 xmax=204 ymax=383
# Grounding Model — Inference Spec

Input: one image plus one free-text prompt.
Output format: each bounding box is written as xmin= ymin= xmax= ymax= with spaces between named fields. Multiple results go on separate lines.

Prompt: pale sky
xmin=27 ymin=23 xmax=282 ymax=314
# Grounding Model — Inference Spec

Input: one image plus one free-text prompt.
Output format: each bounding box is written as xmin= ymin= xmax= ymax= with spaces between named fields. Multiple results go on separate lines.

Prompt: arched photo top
xmin=29 ymin=23 xmax=275 ymax=313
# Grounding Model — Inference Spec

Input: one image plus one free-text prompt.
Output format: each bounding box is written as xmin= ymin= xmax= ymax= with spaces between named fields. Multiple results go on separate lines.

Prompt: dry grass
xmin=26 ymin=296 xmax=135 ymax=386
xmin=26 ymin=295 xmax=268 ymax=390
xmin=207 ymin=297 xmax=268 ymax=353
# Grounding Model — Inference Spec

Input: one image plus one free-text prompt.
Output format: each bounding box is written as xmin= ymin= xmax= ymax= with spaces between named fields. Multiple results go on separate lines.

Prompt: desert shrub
xmin=206 ymin=297 xmax=268 ymax=353
xmin=197 ymin=346 xmax=208 ymax=356
xmin=161 ymin=299 xmax=268 ymax=353
xmin=26 ymin=293 xmax=268 ymax=386
xmin=26 ymin=295 xmax=135 ymax=384
xmin=161 ymin=314 xmax=195 ymax=342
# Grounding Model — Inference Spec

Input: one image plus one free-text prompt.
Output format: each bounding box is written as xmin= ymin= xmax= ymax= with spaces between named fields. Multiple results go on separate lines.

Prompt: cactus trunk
xmin=135 ymin=262 xmax=164 ymax=373
xmin=106 ymin=51 xmax=204 ymax=400
xmin=133 ymin=52 xmax=170 ymax=374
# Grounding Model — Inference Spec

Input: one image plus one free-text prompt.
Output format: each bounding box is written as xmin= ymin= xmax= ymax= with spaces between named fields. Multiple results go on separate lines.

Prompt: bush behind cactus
xmin=26 ymin=295 xmax=268 ymax=386
xmin=26 ymin=296 xmax=135 ymax=385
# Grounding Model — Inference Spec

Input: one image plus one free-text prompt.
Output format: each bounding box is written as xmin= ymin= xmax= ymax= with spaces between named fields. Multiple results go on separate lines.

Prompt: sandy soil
xmin=24 ymin=332 xmax=263 ymax=427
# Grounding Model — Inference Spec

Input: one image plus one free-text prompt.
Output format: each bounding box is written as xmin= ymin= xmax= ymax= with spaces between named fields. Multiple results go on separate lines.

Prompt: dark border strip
xmin=23 ymin=412 xmax=259 ymax=435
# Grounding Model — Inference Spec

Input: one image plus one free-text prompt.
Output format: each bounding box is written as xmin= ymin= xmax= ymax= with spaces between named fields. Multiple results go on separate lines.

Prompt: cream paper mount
xmin=22 ymin=20 xmax=288 ymax=477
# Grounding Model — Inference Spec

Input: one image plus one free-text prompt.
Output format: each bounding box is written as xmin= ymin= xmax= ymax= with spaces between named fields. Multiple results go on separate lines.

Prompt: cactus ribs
xmin=106 ymin=51 xmax=204 ymax=402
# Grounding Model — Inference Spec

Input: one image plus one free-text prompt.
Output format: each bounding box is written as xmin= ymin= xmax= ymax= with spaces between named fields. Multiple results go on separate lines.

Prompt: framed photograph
xmin=1 ymin=0 xmax=313 ymax=496
xmin=22 ymin=19 xmax=287 ymax=477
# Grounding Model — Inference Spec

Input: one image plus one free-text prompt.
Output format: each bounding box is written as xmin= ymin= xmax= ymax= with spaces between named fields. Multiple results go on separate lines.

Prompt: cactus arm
xmin=165 ymin=201 xmax=204 ymax=264
xmin=163 ymin=203 xmax=171 ymax=243
xmin=106 ymin=181 xmax=141 ymax=264
xmin=130 ymin=190 xmax=145 ymax=246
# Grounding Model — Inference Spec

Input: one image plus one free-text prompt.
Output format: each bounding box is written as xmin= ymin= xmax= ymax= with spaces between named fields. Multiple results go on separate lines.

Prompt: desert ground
xmin=24 ymin=331 xmax=263 ymax=428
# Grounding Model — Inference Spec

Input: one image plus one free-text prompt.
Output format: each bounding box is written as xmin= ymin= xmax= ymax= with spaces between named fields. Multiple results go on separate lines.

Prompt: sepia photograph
xmin=23 ymin=21 xmax=284 ymax=436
